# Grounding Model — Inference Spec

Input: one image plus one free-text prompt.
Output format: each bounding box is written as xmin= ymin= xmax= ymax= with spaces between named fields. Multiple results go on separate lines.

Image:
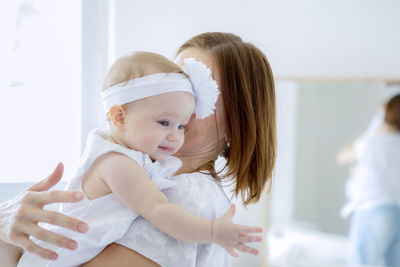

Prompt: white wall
xmin=81 ymin=0 xmax=109 ymax=147
xmin=112 ymin=0 xmax=400 ymax=79
xmin=293 ymin=82 xmax=386 ymax=235
xmin=270 ymin=82 xmax=298 ymax=226
xmin=0 ymin=1 xmax=81 ymax=182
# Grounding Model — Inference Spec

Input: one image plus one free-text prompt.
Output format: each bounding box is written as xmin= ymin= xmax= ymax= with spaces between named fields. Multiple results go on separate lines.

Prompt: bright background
xmin=0 ymin=0 xmax=81 ymax=182
xmin=1 ymin=1 xmax=400 ymax=266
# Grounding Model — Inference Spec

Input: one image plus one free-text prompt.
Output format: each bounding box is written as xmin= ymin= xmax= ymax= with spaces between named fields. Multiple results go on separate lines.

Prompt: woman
xmin=83 ymin=32 xmax=276 ymax=266
xmin=339 ymin=93 xmax=400 ymax=266
xmin=0 ymin=32 xmax=276 ymax=266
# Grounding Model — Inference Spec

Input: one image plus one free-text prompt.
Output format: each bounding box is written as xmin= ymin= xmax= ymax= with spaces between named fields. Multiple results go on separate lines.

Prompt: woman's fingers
xmin=0 ymin=163 xmax=89 ymax=260
xmin=13 ymin=191 xmax=87 ymax=234
xmin=12 ymin=234 xmax=58 ymax=260
xmin=238 ymin=234 xmax=262 ymax=243
xmin=24 ymin=239 xmax=59 ymax=260
xmin=28 ymin=163 xmax=64 ymax=192
xmin=25 ymin=190 xmax=84 ymax=206
xmin=235 ymin=242 xmax=259 ymax=255
xmin=26 ymin=224 xmax=78 ymax=251
xmin=30 ymin=210 xmax=88 ymax=234
xmin=7 ymin=202 xmax=87 ymax=260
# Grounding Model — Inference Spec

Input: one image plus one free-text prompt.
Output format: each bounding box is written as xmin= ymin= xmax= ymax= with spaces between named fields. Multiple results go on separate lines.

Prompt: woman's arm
xmin=0 ymin=163 xmax=89 ymax=261
xmin=82 ymin=243 xmax=160 ymax=267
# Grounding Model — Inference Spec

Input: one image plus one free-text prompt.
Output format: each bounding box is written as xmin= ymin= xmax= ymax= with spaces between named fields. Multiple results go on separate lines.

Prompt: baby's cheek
xmin=143 ymin=137 xmax=158 ymax=154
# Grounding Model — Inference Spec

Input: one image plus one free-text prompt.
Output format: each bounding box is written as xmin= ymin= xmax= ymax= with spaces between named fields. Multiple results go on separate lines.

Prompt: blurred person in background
xmin=338 ymin=84 xmax=400 ymax=267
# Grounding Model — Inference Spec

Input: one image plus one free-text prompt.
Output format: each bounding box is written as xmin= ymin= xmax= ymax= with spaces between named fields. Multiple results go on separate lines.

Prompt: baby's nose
xmin=167 ymin=132 xmax=179 ymax=141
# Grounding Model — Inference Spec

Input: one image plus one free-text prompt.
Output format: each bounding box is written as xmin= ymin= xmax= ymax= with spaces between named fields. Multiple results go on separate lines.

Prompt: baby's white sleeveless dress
xmin=17 ymin=129 xmax=180 ymax=267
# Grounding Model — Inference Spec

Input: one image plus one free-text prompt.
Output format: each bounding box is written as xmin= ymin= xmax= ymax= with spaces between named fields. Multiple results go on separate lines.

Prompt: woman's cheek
xmin=214 ymin=97 xmax=228 ymax=139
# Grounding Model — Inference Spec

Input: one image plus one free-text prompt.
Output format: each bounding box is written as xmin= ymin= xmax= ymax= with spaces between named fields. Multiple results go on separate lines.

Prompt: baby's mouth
xmin=158 ymin=145 xmax=173 ymax=152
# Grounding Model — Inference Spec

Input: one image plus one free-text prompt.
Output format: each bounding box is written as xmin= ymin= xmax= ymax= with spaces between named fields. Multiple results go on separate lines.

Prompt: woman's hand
xmin=212 ymin=204 xmax=262 ymax=258
xmin=0 ymin=163 xmax=89 ymax=260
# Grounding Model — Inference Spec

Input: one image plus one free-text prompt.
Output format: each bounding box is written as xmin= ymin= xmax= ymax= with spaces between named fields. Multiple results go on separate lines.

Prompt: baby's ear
xmin=109 ymin=105 xmax=126 ymax=129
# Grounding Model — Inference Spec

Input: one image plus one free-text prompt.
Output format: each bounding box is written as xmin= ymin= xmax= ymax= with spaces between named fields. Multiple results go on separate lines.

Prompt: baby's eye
xmin=178 ymin=124 xmax=185 ymax=130
xmin=158 ymin=121 xmax=169 ymax=127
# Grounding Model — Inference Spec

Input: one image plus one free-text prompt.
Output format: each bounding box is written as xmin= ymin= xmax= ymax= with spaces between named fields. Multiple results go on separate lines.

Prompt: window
xmin=0 ymin=1 xmax=81 ymax=182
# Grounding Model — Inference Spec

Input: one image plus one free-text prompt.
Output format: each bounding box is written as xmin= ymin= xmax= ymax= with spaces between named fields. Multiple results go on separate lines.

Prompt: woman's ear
xmin=109 ymin=105 xmax=126 ymax=129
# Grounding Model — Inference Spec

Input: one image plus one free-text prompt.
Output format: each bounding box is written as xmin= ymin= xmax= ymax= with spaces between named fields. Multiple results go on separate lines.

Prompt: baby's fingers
xmin=235 ymin=242 xmax=259 ymax=255
xmin=226 ymin=248 xmax=239 ymax=258
xmin=238 ymin=234 xmax=262 ymax=243
xmin=236 ymin=225 xmax=263 ymax=234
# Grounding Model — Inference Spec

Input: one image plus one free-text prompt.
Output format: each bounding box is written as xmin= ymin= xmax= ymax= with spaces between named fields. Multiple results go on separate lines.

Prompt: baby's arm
xmin=99 ymin=152 xmax=261 ymax=257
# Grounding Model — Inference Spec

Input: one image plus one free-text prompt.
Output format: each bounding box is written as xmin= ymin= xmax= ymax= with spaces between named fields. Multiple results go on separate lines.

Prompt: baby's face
xmin=121 ymin=92 xmax=195 ymax=161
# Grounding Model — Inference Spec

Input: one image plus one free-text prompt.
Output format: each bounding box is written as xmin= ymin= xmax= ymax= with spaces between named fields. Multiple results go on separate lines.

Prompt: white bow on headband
xmin=101 ymin=58 xmax=219 ymax=119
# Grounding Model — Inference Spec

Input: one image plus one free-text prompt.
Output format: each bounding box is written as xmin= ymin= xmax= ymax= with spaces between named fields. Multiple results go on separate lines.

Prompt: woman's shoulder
xmin=166 ymin=172 xmax=231 ymax=218
xmin=173 ymin=171 xmax=219 ymax=184
xmin=172 ymin=172 xmax=229 ymax=198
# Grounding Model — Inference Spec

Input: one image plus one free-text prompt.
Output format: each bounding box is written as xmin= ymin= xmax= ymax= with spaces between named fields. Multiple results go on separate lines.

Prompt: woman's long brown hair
xmin=178 ymin=32 xmax=276 ymax=205
xmin=385 ymin=94 xmax=400 ymax=131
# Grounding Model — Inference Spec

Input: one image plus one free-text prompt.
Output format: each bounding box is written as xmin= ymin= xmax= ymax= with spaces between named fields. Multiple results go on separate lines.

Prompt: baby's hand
xmin=211 ymin=204 xmax=263 ymax=257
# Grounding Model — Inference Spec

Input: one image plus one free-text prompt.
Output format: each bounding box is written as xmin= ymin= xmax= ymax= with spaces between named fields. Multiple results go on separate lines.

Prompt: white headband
xmin=101 ymin=58 xmax=219 ymax=119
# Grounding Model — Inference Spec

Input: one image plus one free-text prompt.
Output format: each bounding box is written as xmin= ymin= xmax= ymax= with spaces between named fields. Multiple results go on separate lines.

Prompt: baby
xmin=18 ymin=52 xmax=262 ymax=266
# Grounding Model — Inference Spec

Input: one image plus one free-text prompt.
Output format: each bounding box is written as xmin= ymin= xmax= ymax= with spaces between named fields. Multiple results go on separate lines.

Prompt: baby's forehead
xmin=148 ymin=94 xmax=195 ymax=117
xmin=152 ymin=109 xmax=193 ymax=122
xmin=155 ymin=111 xmax=180 ymax=118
